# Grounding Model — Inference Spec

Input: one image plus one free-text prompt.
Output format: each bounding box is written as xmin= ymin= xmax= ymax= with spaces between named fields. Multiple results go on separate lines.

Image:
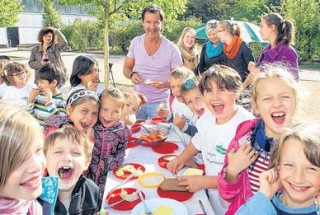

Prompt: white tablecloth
xmin=102 ymin=124 xmax=215 ymax=215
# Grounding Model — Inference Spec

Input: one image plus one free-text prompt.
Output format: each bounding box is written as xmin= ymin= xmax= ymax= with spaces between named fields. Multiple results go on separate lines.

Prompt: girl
xmin=198 ymin=20 xmax=225 ymax=75
xmin=167 ymin=65 xmax=254 ymax=215
xmin=0 ymin=101 xmax=46 ymax=214
xmin=121 ymin=89 xmax=147 ymax=126
xmin=218 ymin=64 xmax=302 ymax=214
xmin=69 ymin=55 xmax=105 ymax=95
xmin=86 ymin=87 xmax=130 ymax=198
xmin=29 ymin=27 xmax=67 ymax=85
xmin=44 ymin=88 xmax=100 ymax=141
xmin=0 ymin=62 xmax=36 ymax=106
xmin=236 ymin=121 xmax=320 ymax=214
xmin=0 ymin=55 xmax=10 ymax=85
xmin=177 ymin=27 xmax=199 ymax=74
xmin=216 ymin=20 xmax=254 ymax=89
xmin=248 ymin=13 xmax=299 ymax=81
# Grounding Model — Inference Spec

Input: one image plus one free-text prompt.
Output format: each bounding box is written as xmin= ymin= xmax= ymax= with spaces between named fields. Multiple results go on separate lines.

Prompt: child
xmin=179 ymin=78 xmax=207 ymax=136
xmin=157 ymin=67 xmax=197 ymax=145
xmin=167 ymin=65 xmax=254 ymax=215
xmin=121 ymin=89 xmax=147 ymax=126
xmin=86 ymin=87 xmax=130 ymax=198
xmin=0 ymin=101 xmax=46 ymax=214
xmin=44 ymin=88 xmax=100 ymax=141
xmin=236 ymin=121 xmax=320 ymax=214
xmin=69 ymin=55 xmax=105 ymax=95
xmin=27 ymin=64 xmax=67 ymax=126
xmin=44 ymin=127 xmax=101 ymax=214
xmin=0 ymin=62 xmax=36 ymax=106
xmin=0 ymin=55 xmax=10 ymax=85
xmin=218 ymin=64 xmax=302 ymax=214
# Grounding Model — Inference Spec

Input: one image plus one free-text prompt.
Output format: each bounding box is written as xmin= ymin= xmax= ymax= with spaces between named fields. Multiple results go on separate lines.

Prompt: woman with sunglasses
xmin=0 ymin=62 xmax=36 ymax=107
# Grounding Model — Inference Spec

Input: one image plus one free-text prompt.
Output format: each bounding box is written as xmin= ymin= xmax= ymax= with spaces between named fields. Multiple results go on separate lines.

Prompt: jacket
xmin=85 ymin=121 xmax=129 ymax=198
xmin=198 ymin=42 xmax=226 ymax=74
xmin=54 ymin=175 xmax=101 ymax=215
xmin=218 ymin=118 xmax=259 ymax=215
xmin=256 ymin=40 xmax=299 ymax=81
xmin=28 ymin=28 xmax=68 ymax=85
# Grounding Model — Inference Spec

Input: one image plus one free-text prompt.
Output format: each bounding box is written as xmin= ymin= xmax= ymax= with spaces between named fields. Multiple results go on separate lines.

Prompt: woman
xmin=177 ymin=27 xmax=199 ymax=74
xmin=248 ymin=13 xmax=299 ymax=81
xmin=29 ymin=27 xmax=68 ymax=86
xmin=216 ymin=20 xmax=254 ymax=89
xmin=198 ymin=21 xmax=225 ymax=75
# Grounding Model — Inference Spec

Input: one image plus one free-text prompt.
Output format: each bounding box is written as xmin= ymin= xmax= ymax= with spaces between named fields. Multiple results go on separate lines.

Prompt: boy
xmin=44 ymin=127 xmax=101 ymax=214
xmin=27 ymin=64 xmax=66 ymax=126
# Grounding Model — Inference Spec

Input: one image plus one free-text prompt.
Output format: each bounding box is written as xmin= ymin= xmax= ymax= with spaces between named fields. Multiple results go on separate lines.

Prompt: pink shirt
xmin=127 ymin=34 xmax=183 ymax=103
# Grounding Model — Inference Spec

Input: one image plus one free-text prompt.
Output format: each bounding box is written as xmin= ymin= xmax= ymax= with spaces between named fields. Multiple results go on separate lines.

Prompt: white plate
xmin=131 ymin=197 xmax=188 ymax=215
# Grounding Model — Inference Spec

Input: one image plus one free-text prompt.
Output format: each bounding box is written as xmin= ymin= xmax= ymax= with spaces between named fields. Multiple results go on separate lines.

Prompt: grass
xmin=300 ymin=62 xmax=320 ymax=70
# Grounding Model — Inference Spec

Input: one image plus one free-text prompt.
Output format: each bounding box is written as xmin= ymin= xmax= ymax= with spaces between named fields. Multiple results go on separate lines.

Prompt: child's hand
xmin=86 ymin=81 xmax=98 ymax=91
xmin=156 ymin=103 xmax=169 ymax=119
xmin=28 ymin=88 xmax=40 ymax=104
xmin=167 ymin=157 xmax=185 ymax=174
xmin=41 ymin=88 xmax=53 ymax=104
xmin=177 ymin=175 xmax=203 ymax=192
xmin=259 ymin=168 xmax=281 ymax=200
xmin=173 ymin=113 xmax=186 ymax=130
xmin=226 ymin=144 xmax=258 ymax=182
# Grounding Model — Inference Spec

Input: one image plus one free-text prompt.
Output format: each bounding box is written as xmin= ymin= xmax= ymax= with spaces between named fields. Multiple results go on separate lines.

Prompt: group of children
xmin=0 ymin=51 xmax=319 ymax=215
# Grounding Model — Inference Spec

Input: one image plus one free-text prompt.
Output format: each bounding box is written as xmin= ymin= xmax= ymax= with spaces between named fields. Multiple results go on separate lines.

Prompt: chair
xmin=109 ymin=62 xmax=116 ymax=87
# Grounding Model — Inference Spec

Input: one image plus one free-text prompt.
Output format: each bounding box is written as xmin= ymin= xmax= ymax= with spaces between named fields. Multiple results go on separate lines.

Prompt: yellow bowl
xmin=137 ymin=172 xmax=166 ymax=188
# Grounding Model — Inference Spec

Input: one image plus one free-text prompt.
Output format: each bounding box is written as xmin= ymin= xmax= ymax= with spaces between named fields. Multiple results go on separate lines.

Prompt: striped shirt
xmin=27 ymin=93 xmax=66 ymax=126
xmin=248 ymin=151 xmax=270 ymax=193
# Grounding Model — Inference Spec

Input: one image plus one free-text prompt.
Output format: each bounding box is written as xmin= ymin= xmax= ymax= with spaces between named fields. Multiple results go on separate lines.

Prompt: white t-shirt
xmin=192 ymin=105 xmax=254 ymax=215
xmin=171 ymin=97 xmax=198 ymax=146
xmin=0 ymin=83 xmax=36 ymax=107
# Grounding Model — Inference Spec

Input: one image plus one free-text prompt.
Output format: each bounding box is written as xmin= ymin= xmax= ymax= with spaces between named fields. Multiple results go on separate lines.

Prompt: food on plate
xmin=183 ymin=168 xmax=204 ymax=176
xmin=115 ymin=165 xmax=143 ymax=177
xmin=119 ymin=189 xmax=138 ymax=202
xmin=164 ymin=155 xmax=177 ymax=161
xmin=138 ymin=172 xmax=165 ymax=188
xmin=153 ymin=205 xmax=174 ymax=215
xmin=159 ymin=178 xmax=188 ymax=192
xmin=144 ymin=79 xmax=153 ymax=85
xmin=140 ymin=132 xmax=165 ymax=143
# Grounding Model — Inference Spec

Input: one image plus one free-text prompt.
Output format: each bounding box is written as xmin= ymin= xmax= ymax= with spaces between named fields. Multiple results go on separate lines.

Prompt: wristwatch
xmin=130 ymin=72 xmax=137 ymax=78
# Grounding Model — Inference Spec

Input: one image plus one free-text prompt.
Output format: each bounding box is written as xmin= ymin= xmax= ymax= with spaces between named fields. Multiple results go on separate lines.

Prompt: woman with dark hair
xmin=68 ymin=55 xmax=105 ymax=96
xmin=198 ymin=20 xmax=225 ymax=75
xmin=248 ymin=13 xmax=299 ymax=81
xmin=29 ymin=27 xmax=68 ymax=85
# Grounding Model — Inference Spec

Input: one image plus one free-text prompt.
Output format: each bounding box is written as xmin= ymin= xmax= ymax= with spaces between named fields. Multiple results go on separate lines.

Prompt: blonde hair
xmin=0 ymin=101 xmax=43 ymax=189
xmin=177 ymin=27 xmax=198 ymax=54
xmin=100 ymin=87 xmax=125 ymax=108
xmin=218 ymin=20 xmax=241 ymax=37
xmin=170 ymin=66 xmax=195 ymax=80
xmin=250 ymin=63 xmax=303 ymax=108
xmin=269 ymin=121 xmax=320 ymax=168
xmin=44 ymin=127 xmax=93 ymax=162
xmin=2 ymin=62 xmax=31 ymax=86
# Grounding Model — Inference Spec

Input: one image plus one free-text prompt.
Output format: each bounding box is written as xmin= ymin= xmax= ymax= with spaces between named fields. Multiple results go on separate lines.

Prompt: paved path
xmin=1 ymin=48 xmax=319 ymax=86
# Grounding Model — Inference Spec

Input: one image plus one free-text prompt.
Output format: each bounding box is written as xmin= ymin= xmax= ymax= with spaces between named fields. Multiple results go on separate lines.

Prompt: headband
xmin=67 ymin=89 xmax=99 ymax=105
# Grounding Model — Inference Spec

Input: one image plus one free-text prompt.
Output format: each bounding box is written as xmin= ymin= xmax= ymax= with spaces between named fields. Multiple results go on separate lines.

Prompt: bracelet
xmin=130 ymin=72 xmax=137 ymax=78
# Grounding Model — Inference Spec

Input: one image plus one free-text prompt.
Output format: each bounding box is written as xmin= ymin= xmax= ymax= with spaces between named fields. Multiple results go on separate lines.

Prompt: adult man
xmin=123 ymin=5 xmax=183 ymax=120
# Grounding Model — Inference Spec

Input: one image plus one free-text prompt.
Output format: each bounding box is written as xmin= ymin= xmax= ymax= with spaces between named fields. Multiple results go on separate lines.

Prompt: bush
xmin=61 ymin=19 xmax=103 ymax=51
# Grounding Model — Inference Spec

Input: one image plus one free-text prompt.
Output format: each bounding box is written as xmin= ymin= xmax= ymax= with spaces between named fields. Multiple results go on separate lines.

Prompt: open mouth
xmin=196 ymin=108 xmax=205 ymax=116
xmin=80 ymin=122 xmax=90 ymax=131
xmin=58 ymin=166 xmax=74 ymax=180
xmin=212 ymin=103 xmax=224 ymax=114
xmin=271 ymin=112 xmax=286 ymax=125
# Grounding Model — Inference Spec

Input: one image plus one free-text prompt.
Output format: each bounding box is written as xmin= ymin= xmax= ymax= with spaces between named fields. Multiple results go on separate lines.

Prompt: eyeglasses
xmin=9 ymin=70 xmax=26 ymax=77
xmin=67 ymin=90 xmax=100 ymax=105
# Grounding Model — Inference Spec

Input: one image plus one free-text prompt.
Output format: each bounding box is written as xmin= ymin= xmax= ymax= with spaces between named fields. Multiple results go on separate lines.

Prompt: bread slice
xmin=159 ymin=178 xmax=188 ymax=192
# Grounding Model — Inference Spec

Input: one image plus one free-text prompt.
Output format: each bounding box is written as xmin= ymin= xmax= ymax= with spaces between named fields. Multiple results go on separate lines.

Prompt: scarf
xmin=206 ymin=41 xmax=223 ymax=58
xmin=180 ymin=47 xmax=198 ymax=72
xmin=0 ymin=198 xmax=42 ymax=215
xmin=224 ymin=35 xmax=243 ymax=60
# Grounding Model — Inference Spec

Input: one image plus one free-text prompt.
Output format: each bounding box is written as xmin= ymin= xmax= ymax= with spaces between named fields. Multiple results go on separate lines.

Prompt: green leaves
xmin=0 ymin=0 xmax=23 ymax=27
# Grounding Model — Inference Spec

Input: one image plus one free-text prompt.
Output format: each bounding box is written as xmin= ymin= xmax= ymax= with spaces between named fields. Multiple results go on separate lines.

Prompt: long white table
xmin=102 ymin=123 xmax=215 ymax=215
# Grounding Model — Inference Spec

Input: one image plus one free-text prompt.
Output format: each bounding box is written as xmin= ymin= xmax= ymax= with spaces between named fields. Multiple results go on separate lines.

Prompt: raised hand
xmin=259 ymin=168 xmax=281 ymax=200
xmin=41 ymin=88 xmax=53 ymax=104
xmin=173 ymin=113 xmax=186 ymax=130
xmin=28 ymin=88 xmax=41 ymax=104
xmin=156 ymin=102 xmax=169 ymax=119
xmin=226 ymin=143 xmax=259 ymax=182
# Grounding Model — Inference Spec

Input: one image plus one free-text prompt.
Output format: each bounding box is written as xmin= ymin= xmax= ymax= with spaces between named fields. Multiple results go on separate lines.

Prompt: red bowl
xmin=130 ymin=123 xmax=141 ymax=134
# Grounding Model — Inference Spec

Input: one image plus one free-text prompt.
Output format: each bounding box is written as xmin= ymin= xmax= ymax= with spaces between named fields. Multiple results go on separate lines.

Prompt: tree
xmin=59 ymin=0 xmax=187 ymax=87
xmin=0 ymin=0 xmax=23 ymax=27
xmin=41 ymin=0 xmax=62 ymax=28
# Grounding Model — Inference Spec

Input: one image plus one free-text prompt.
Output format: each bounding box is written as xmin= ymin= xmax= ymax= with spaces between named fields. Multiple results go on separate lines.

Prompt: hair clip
xmin=182 ymin=78 xmax=197 ymax=90
xmin=68 ymin=90 xmax=99 ymax=105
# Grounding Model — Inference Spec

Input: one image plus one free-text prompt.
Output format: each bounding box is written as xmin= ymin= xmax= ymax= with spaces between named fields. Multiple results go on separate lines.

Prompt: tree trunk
xmin=103 ymin=7 xmax=110 ymax=87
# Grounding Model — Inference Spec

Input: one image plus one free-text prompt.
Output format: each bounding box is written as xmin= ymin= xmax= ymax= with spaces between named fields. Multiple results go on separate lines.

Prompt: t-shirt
xmin=127 ymin=34 xmax=183 ymax=103
xmin=0 ymin=83 xmax=36 ymax=107
xmin=192 ymin=106 xmax=254 ymax=215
